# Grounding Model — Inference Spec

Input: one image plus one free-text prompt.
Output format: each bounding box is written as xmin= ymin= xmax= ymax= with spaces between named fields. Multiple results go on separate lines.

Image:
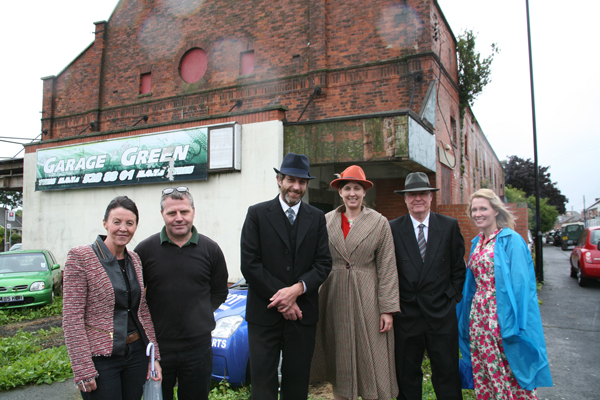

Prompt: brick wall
xmin=40 ymin=0 xmax=452 ymax=139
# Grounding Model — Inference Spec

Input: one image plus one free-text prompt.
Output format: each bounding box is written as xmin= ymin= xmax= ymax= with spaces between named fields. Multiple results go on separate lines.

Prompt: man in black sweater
xmin=135 ymin=187 xmax=228 ymax=400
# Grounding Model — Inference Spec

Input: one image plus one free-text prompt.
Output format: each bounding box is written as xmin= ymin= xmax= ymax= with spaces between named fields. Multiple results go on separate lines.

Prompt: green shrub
xmin=0 ymin=342 xmax=71 ymax=391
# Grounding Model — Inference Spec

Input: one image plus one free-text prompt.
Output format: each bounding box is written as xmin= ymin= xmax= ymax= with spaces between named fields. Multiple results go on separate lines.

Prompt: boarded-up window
xmin=441 ymin=167 xmax=451 ymax=204
xmin=140 ymin=73 xmax=151 ymax=94
xmin=180 ymin=48 xmax=208 ymax=84
xmin=451 ymin=117 xmax=457 ymax=146
xmin=241 ymin=50 xmax=255 ymax=75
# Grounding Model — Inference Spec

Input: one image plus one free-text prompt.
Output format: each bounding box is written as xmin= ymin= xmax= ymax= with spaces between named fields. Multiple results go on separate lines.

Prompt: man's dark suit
xmin=390 ymin=211 xmax=466 ymax=400
xmin=241 ymin=196 xmax=331 ymax=400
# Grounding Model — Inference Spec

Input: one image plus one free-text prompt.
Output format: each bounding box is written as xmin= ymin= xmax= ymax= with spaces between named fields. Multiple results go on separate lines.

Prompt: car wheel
xmin=562 ymin=244 xmax=568 ymax=251
xmin=50 ymin=290 xmax=55 ymax=304
xmin=578 ymin=267 xmax=589 ymax=287
xmin=570 ymin=266 xmax=578 ymax=278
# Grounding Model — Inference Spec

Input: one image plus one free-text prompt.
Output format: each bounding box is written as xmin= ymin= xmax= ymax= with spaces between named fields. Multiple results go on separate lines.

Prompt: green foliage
xmin=0 ymin=297 xmax=63 ymax=326
xmin=207 ymin=380 xmax=251 ymax=400
xmin=505 ymin=186 xmax=558 ymax=232
xmin=0 ymin=328 xmax=71 ymax=391
xmin=0 ymin=190 xmax=22 ymax=209
xmin=504 ymin=155 xmax=568 ymax=214
xmin=457 ymin=30 xmax=499 ymax=112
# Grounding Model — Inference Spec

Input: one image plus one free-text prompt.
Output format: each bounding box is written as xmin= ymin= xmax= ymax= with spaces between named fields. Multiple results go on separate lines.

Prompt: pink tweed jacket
xmin=63 ymin=244 xmax=160 ymax=383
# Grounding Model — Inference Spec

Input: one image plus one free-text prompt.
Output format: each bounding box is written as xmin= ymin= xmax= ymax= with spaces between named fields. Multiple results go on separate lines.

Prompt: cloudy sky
xmin=1 ymin=0 xmax=598 ymax=213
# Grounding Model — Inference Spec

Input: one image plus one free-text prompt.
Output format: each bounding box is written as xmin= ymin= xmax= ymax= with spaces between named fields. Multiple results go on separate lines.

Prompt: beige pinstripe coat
xmin=311 ymin=206 xmax=400 ymax=400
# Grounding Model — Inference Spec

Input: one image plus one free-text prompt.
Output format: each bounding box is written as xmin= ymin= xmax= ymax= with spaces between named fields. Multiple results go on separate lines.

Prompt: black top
xmin=91 ymin=236 xmax=145 ymax=356
xmin=134 ymin=226 xmax=229 ymax=352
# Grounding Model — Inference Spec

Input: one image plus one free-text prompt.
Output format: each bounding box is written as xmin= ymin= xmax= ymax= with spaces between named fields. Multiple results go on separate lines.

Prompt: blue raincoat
xmin=456 ymin=228 xmax=553 ymax=390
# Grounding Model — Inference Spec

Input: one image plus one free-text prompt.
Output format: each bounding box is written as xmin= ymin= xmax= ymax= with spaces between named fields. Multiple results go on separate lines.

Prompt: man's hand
xmin=267 ymin=282 xmax=304 ymax=312
xmin=282 ymin=302 xmax=303 ymax=321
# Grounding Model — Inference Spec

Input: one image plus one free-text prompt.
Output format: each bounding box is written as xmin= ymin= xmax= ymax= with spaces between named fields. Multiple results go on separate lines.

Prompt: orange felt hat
xmin=330 ymin=165 xmax=373 ymax=190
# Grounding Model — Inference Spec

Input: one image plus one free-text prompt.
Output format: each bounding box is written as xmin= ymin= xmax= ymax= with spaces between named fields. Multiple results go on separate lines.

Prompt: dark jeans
xmin=81 ymin=339 xmax=148 ymax=400
xmin=160 ymin=344 xmax=213 ymax=400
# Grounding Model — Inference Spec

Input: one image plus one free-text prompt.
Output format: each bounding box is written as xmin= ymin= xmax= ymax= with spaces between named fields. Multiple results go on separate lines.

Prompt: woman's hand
xmin=380 ymin=313 xmax=393 ymax=333
xmin=78 ymin=378 xmax=97 ymax=393
xmin=147 ymin=360 xmax=162 ymax=382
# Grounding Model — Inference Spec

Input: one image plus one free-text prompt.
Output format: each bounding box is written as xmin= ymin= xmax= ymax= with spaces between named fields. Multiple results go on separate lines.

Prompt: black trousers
xmin=160 ymin=343 xmax=213 ymax=400
xmin=81 ymin=339 xmax=147 ymax=400
xmin=248 ymin=319 xmax=317 ymax=400
xmin=394 ymin=311 xmax=462 ymax=400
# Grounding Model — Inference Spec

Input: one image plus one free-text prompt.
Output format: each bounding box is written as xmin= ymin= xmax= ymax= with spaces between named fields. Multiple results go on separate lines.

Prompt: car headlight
xmin=30 ymin=281 xmax=46 ymax=291
xmin=212 ymin=315 xmax=243 ymax=339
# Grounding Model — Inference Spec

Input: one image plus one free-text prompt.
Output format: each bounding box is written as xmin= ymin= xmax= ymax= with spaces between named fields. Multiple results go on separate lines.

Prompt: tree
xmin=504 ymin=155 xmax=568 ymax=214
xmin=505 ymin=185 xmax=559 ymax=232
xmin=0 ymin=190 xmax=22 ymax=209
xmin=457 ymin=30 xmax=500 ymax=112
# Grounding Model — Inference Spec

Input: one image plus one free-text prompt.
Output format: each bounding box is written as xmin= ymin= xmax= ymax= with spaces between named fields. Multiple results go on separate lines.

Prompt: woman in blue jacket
xmin=457 ymin=189 xmax=552 ymax=399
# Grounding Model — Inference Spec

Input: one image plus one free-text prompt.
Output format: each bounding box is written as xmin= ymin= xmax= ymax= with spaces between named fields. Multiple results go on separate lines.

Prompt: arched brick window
xmin=179 ymin=48 xmax=208 ymax=84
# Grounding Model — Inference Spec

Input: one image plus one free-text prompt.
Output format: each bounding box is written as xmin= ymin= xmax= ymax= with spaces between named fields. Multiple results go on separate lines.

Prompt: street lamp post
xmin=525 ymin=0 xmax=544 ymax=282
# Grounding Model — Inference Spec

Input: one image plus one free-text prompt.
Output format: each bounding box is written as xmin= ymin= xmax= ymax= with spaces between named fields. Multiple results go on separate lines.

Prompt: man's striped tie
xmin=417 ymin=223 xmax=426 ymax=261
xmin=286 ymin=208 xmax=296 ymax=225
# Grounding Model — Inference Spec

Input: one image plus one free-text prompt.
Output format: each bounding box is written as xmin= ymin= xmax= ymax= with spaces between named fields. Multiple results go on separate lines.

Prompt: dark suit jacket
xmin=390 ymin=212 xmax=466 ymax=331
xmin=241 ymin=196 xmax=332 ymax=326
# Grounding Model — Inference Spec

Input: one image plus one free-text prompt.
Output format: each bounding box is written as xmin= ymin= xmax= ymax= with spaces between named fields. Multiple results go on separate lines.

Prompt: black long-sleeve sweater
xmin=134 ymin=226 xmax=229 ymax=352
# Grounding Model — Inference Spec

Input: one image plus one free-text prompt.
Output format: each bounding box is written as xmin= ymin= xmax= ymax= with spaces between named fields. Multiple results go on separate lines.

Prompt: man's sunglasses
xmin=162 ymin=186 xmax=189 ymax=195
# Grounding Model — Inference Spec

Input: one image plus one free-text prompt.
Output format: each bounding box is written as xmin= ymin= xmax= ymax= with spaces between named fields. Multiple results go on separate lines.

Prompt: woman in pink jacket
xmin=63 ymin=196 xmax=161 ymax=399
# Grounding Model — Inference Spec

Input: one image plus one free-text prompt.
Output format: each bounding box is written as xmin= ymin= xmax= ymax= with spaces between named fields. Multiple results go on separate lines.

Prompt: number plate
xmin=0 ymin=295 xmax=24 ymax=303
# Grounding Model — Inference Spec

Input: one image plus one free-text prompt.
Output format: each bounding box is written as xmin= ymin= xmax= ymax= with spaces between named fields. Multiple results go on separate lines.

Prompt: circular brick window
xmin=179 ymin=48 xmax=208 ymax=84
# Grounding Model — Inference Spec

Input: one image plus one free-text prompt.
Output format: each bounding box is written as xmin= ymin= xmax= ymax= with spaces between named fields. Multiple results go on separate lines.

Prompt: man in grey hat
xmin=241 ymin=152 xmax=332 ymax=400
xmin=389 ymin=172 xmax=466 ymax=400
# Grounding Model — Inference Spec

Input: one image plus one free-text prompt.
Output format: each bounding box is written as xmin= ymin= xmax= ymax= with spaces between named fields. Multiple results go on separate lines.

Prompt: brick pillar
xmin=41 ymin=76 xmax=56 ymax=138
xmin=92 ymin=21 xmax=107 ymax=132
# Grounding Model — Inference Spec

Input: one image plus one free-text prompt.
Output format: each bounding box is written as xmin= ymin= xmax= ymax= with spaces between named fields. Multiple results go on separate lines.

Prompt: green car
xmin=0 ymin=250 xmax=63 ymax=308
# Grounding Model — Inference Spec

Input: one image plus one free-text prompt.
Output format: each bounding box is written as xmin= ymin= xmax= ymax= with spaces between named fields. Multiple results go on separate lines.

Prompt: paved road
xmin=0 ymin=380 xmax=79 ymax=399
xmin=537 ymin=244 xmax=600 ymax=400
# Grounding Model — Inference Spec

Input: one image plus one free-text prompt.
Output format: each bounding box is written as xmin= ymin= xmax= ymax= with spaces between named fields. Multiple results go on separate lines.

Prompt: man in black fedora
xmin=389 ymin=172 xmax=466 ymax=400
xmin=241 ymin=152 xmax=332 ymax=400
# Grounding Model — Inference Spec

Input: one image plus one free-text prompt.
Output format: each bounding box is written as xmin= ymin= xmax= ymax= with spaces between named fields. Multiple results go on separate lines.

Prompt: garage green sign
xmin=35 ymin=127 xmax=208 ymax=191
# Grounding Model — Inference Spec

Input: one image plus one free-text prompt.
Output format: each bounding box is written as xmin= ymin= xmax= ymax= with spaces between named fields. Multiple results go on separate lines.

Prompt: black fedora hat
xmin=273 ymin=153 xmax=315 ymax=180
xmin=394 ymin=172 xmax=440 ymax=194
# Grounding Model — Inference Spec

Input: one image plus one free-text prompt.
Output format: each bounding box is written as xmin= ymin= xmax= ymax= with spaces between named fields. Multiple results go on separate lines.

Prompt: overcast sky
xmin=1 ymin=0 xmax=597 ymax=213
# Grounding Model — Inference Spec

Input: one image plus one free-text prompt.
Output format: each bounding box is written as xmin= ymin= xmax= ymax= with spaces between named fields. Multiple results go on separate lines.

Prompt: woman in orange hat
xmin=311 ymin=165 xmax=400 ymax=400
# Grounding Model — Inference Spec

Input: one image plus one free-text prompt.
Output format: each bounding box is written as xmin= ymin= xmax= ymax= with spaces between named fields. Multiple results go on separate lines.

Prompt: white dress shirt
xmin=409 ymin=213 xmax=430 ymax=243
xmin=278 ymin=195 xmax=306 ymax=293
xmin=278 ymin=195 xmax=301 ymax=216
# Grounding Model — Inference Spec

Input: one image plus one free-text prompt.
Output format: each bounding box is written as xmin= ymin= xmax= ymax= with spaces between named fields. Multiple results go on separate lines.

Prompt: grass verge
xmin=0 ymin=297 xmax=63 ymax=325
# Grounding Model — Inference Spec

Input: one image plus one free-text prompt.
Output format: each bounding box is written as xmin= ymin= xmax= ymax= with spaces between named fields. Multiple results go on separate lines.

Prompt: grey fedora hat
xmin=394 ymin=172 xmax=440 ymax=194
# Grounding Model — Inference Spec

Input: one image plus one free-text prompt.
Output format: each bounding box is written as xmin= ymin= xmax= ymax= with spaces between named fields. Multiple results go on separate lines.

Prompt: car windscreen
xmin=590 ymin=230 xmax=600 ymax=245
xmin=565 ymin=225 xmax=583 ymax=232
xmin=0 ymin=253 xmax=49 ymax=273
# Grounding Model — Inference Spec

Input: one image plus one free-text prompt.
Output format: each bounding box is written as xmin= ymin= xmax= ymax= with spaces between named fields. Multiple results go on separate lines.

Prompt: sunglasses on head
xmin=162 ymin=186 xmax=189 ymax=195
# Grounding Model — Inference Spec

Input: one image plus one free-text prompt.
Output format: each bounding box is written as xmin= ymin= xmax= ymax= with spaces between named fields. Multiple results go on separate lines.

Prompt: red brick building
xmin=24 ymin=0 xmax=518 ymax=268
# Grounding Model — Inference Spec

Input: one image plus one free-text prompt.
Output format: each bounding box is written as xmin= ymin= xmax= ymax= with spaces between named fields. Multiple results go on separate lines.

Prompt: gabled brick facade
xmin=30 ymin=0 xmax=505 ymax=235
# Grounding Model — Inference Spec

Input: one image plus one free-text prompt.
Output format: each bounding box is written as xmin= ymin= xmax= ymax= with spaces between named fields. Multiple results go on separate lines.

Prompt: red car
xmin=570 ymin=227 xmax=600 ymax=286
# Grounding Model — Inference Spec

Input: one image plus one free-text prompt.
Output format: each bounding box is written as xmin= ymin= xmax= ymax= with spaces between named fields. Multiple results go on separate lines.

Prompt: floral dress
xmin=468 ymin=229 xmax=538 ymax=400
